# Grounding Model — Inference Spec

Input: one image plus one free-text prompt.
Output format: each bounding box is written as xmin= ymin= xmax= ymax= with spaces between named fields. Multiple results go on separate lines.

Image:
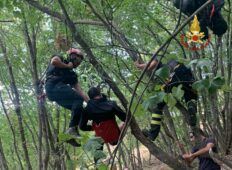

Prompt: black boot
xmin=65 ymin=127 xmax=81 ymax=147
xmin=142 ymin=125 xmax=161 ymax=141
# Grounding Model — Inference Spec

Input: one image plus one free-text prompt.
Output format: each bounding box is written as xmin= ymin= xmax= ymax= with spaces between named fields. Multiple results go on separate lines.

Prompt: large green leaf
xmin=192 ymin=77 xmax=210 ymax=91
xmin=142 ymin=91 xmax=165 ymax=110
xmin=209 ymin=76 xmax=225 ymax=93
xmin=188 ymin=58 xmax=213 ymax=69
xmin=171 ymin=85 xmax=184 ymax=101
xmin=84 ymin=137 xmax=106 ymax=162
xmin=84 ymin=137 xmax=104 ymax=152
xmin=164 ymin=93 xmax=176 ymax=109
xmin=155 ymin=65 xmax=170 ymax=81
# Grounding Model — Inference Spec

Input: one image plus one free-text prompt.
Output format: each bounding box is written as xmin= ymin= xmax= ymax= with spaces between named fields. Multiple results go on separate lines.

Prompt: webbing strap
xmin=210 ymin=4 xmax=215 ymax=19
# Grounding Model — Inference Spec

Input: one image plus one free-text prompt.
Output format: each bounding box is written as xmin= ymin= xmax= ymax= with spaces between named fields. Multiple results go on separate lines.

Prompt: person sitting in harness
xmin=173 ymin=0 xmax=228 ymax=39
xmin=45 ymin=48 xmax=89 ymax=146
xmin=135 ymin=58 xmax=198 ymax=141
xmin=79 ymin=87 xmax=126 ymax=145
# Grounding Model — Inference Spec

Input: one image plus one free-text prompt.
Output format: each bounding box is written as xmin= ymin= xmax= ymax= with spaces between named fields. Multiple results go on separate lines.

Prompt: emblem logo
xmin=180 ymin=15 xmax=210 ymax=51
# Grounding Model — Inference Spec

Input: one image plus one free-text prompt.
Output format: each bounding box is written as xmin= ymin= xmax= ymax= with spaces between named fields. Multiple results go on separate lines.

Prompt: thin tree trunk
xmin=135 ymin=140 xmax=143 ymax=170
xmin=23 ymin=16 xmax=63 ymax=169
xmin=163 ymin=108 xmax=186 ymax=154
xmin=225 ymin=0 xmax=232 ymax=154
xmin=0 ymin=138 xmax=8 ymax=170
xmin=0 ymin=90 xmax=23 ymax=169
xmin=0 ymin=38 xmax=32 ymax=170
xmin=23 ymin=19 xmax=48 ymax=170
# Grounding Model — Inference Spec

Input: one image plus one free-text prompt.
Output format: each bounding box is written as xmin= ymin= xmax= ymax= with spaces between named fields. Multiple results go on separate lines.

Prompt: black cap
xmin=88 ymin=87 xmax=101 ymax=99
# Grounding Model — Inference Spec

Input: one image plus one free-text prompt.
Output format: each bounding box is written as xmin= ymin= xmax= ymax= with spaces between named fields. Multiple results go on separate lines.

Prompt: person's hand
xmin=182 ymin=153 xmax=195 ymax=163
xmin=67 ymin=62 xmax=74 ymax=69
xmin=134 ymin=60 xmax=140 ymax=68
xmin=119 ymin=122 xmax=125 ymax=130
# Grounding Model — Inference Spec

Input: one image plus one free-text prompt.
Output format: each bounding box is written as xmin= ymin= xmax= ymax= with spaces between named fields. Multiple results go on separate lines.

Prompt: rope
xmin=210 ymin=4 xmax=215 ymax=20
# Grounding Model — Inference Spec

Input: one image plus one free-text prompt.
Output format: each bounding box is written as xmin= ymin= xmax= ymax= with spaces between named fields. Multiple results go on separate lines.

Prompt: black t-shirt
xmin=79 ymin=95 xmax=126 ymax=131
xmin=192 ymin=137 xmax=221 ymax=170
xmin=46 ymin=55 xmax=78 ymax=86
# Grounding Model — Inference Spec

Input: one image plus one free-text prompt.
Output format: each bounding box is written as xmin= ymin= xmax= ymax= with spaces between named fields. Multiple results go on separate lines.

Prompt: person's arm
xmin=74 ymin=83 xmax=89 ymax=102
xmin=183 ymin=142 xmax=215 ymax=162
xmin=134 ymin=59 xmax=159 ymax=71
xmin=113 ymin=102 xmax=126 ymax=122
xmin=79 ymin=109 xmax=92 ymax=131
xmin=51 ymin=56 xmax=73 ymax=69
xmin=191 ymin=142 xmax=214 ymax=158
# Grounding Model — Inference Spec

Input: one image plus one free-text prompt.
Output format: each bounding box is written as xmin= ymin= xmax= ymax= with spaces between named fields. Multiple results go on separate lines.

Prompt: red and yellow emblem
xmin=180 ymin=15 xmax=210 ymax=51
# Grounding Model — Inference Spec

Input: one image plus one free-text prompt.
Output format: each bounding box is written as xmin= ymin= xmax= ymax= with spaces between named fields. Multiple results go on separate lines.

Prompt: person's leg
xmin=49 ymin=83 xmax=83 ymax=147
xmin=209 ymin=12 xmax=228 ymax=37
xmin=53 ymin=83 xmax=84 ymax=136
xmin=69 ymin=101 xmax=84 ymax=128
xmin=183 ymin=86 xmax=198 ymax=127
xmin=53 ymin=83 xmax=84 ymax=124
xmin=143 ymin=102 xmax=166 ymax=141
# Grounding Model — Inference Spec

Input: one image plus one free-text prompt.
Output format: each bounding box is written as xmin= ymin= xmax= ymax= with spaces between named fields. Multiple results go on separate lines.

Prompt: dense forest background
xmin=0 ymin=0 xmax=231 ymax=169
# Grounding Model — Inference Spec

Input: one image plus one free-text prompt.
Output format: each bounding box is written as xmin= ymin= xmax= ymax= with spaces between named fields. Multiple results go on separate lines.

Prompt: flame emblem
xmin=180 ymin=15 xmax=210 ymax=51
xmin=186 ymin=15 xmax=205 ymax=43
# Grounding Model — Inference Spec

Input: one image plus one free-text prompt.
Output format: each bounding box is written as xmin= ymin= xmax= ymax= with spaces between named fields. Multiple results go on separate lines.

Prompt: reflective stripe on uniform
xmin=152 ymin=114 xmax=162 ymax=119
xmin=174 ymin=64 xmax=180 ymax=70
xmin=151 ymin=120 xmax=162 ymax=125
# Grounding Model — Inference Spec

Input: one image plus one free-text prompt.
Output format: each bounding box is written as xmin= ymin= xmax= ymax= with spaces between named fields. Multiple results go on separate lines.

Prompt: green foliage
xmin=97 ymin=163 xmax=109 ymax=170
xmin=0 ymin=0 xmax=231 ymax=169
xmin=164 ymin=93 xmax=176 ymax=109
xmin=171 ymin=85 xmax=184 ymax=101
xmin=209 ymin=76 xmax=225 ymax=93
xmin=192 ymin=77 xmax=210 ymax=91
xmin=142 ymin=85 xmax=184 ymax=111
xmin=155 ymin=65 xmax=170 ymax=81
xmin=84 ymin=137 xmax=106 ymax=162
xmin=58 ymin=133 xmax=80 ymax=145
xmin=193 ymin=76 xmax=225 ymax=93
xmin=188 ymin=58 xmax=213 ymax=69
xmin=142 ymin=91 xmax=165 ymax=110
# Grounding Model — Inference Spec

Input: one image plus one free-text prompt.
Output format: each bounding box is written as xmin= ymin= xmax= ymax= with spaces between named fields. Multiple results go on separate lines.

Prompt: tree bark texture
xmin=0 ymin=38 xmax=32 ymax=170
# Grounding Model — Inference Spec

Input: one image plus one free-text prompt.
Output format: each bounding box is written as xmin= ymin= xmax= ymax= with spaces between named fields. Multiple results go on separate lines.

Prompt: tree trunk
xmin=0 ymin=89 xmax=23 ymax=169
xmin=0 ymin=38 xmax=32 ymax=170
xmin=0 ymin=138 xmax=8 ymax=170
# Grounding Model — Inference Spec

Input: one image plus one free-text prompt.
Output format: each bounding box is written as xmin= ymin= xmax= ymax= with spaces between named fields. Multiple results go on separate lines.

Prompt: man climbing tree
xmin=45 ymin=41 xmax=89 ymax=146
xmin=80 ymin=87 xmax=126 ymax=145
xmin=182 ymin=129 xmax=221 ymax=170
xmin=173 ymin=0 xmax=228 ymax=39
xmin=79 ymin=87 xmax=126 ymax=163
xmin=135 ymin=58 xmax=198 ymax=141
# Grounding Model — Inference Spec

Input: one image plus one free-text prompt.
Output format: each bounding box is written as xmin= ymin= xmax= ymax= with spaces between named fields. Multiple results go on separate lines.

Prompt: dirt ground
xmin=139 ymin=145 xmax=172 ymax=170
